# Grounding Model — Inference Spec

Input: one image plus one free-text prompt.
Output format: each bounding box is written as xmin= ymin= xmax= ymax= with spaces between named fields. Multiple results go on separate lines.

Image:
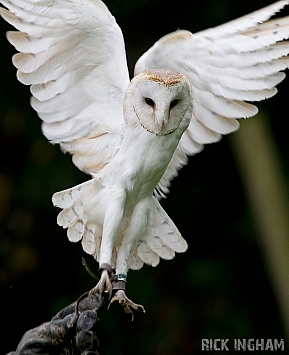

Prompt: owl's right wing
xmin=0 ymin=0 xmax=130 ymax=174
xmin=135 ymin=0 xmax=289 ymax=198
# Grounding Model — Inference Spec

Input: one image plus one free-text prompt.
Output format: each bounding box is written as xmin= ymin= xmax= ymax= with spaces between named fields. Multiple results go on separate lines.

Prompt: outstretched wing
xmin=0 ymin=0 xmax=130 ymax=174
xmin=135 ymin=0 xmax=289 ymax=198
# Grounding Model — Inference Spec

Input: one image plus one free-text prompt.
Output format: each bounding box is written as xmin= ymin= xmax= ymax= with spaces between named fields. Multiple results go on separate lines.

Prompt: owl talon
xmin=109 ymin=290 xmax=145 ymax=321
xmin=89 ymin=264 xmax=114 ymax=298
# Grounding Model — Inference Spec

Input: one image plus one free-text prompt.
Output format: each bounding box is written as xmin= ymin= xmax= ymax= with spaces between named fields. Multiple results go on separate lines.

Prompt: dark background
xmin=0 ymin=1 xmax=288 ymax=354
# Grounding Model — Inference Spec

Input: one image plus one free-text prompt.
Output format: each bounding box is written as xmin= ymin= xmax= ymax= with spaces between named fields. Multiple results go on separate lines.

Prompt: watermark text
xmin=201 ymin=339 xmax=285 ymax=351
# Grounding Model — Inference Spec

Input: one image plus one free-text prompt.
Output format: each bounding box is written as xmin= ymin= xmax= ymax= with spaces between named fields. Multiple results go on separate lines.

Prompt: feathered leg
xmin=90 ymin=189 xmax=126 ymax=297
xmin=109 ymin=199 xmax=149 ymax=318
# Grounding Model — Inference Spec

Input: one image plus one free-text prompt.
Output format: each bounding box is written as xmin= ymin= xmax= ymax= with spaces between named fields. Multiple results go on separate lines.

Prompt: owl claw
xmin=89 ymin=270 xmax=112 ymax=298
xmin=89 ymin=267 xmax=145 ymax=319
xmin=108 ymin=290 xmax=145 ymax=321
xmin=89 ymin=264 xmax=114 ymax=298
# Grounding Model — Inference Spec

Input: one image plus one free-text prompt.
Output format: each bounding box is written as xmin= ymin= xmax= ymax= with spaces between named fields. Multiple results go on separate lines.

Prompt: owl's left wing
xmin=135 ymin=0 xmax=289 ymax=198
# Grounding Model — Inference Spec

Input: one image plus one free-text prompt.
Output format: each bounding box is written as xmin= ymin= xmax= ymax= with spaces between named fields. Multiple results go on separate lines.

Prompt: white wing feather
xmin=135 ymin=0 xmax=289 ymax=198
xmin=0 ymin=0 xmax=130 ymax=175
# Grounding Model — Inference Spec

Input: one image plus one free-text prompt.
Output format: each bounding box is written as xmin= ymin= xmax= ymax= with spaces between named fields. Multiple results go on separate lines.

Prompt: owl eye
xmin=170 ymin=99 xmax=179 ymax=109
xmin=145 ymin=97 xmax=155 ymax=106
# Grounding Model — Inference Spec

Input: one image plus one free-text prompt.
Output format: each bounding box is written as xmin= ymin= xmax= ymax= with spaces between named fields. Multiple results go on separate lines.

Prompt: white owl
xmin=1 ymin=0 xmax=289 ymax=316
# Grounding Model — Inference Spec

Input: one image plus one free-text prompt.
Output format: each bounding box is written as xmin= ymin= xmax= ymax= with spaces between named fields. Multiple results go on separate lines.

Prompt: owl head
xmin=124 ymin=69 xmax=193 ymax=136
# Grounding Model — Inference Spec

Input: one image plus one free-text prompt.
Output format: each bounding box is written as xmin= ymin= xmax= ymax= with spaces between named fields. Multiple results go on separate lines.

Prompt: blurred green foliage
xmin=0 ymin=1 xmax=288 ymax=354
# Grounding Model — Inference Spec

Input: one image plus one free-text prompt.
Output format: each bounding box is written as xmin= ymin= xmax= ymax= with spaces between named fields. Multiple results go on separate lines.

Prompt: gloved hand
xmin=7 ymin=291 xmax=104 ymax=355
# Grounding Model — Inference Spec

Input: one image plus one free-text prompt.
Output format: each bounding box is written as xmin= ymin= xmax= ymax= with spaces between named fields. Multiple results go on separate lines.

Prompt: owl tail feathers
xmin=136 ymin=198 xmax=188 ymax=267
xmin=52 ymin=179 xmax=100 ymax=257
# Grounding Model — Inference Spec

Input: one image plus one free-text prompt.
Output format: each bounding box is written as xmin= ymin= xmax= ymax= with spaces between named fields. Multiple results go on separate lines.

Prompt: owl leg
xmin=108 ymin=199 xmax=149 ymax=318
xmin=90 ymin=189 xmax=126 ymax=297
xmin=109 ymin=274 xmax=145 ymax=320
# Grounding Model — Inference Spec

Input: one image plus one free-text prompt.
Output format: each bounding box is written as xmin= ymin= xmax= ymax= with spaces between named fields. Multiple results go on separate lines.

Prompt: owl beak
xmin=155 ymin=108 xmax=169 ymax=133
xmin=155 ymin=118 xmax=166 ymax=134
xmin=157 ymin=120 xmax=164 ymax=132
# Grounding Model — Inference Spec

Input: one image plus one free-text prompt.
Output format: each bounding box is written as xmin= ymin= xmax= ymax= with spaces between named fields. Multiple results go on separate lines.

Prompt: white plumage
xmin=1 ymin=0 xmax=289 ymax=311
xmin=51 ymin=70 xmax=193 ymax=275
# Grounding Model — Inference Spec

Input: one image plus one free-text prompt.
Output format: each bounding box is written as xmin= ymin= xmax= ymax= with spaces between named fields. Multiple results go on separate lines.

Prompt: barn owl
xmin=1 ymin=0 xmax=289 ymax=316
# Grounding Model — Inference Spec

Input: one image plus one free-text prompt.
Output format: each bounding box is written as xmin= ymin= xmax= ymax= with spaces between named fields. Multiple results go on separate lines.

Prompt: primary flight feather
xmin=1 ymin=0 xmax=289 ymax=314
